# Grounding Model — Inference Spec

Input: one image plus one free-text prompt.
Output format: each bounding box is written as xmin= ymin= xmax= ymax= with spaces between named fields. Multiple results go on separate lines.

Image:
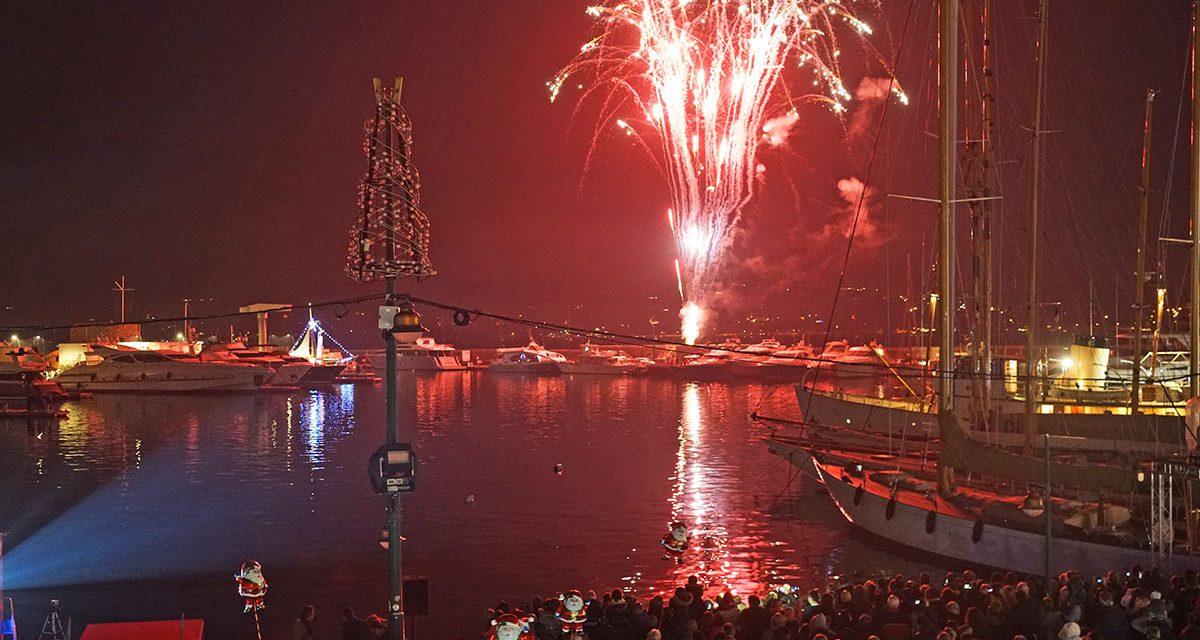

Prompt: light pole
xmin=374 ymin=298 xmax=425 ymax=640
xmin=347 ymin=76 xmax=435 ymax=640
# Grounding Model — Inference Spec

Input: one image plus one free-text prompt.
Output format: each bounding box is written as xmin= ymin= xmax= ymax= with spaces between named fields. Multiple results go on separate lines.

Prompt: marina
xmin=5 ymin=1 xmax=1200 ymax=639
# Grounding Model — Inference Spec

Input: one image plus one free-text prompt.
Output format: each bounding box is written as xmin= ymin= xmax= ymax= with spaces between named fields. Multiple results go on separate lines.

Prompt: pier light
xmin=379 ymin=300 xmax=427 ymax=345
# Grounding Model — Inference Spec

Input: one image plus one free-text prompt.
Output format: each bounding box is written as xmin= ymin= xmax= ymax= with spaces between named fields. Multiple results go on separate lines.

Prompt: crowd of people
xmin=486 ymin=566 xmax=1200 ymax=640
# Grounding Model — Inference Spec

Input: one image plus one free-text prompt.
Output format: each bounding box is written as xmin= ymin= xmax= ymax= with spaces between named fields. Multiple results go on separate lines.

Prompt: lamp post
xmin=374 ymin=299 xmax=426 ymax=640
xmin=347 ymin=76 xmax=435 ymax=640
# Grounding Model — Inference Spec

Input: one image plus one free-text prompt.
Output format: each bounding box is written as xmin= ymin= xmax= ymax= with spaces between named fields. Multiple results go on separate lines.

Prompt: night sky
xmin=0 ymin=2 xmax=1194 ymax=346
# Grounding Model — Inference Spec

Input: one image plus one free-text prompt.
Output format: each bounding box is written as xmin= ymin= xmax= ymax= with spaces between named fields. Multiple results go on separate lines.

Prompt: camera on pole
xmin=369 ymin=443 xmax=417 ymax=494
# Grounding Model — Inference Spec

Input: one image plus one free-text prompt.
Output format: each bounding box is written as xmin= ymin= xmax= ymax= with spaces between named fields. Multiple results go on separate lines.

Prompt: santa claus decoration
xmin=556 ymin=590 xmax=589 ymax=637
xmin=235 ymin=560 xmax=268 ymax=613
xmin=660 ymin=521 xmax=690 ymax=563
xmin=489 ymin=612 xmax=535 ymax=640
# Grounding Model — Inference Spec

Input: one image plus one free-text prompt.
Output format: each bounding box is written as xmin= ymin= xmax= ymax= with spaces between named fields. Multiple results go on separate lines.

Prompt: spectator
xmin=739 ymin=595 xmax=771 ymax=640
xmin=1092 ymin=590 xmax=1130 ymax=640
xmin=341 ymin=607 xmax=370 ymax=640
xmin=293 ymin=605 xmax=316 ymax=640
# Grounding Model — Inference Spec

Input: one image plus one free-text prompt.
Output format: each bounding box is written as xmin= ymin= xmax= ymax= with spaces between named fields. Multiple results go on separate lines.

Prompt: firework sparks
xmin=556 ymin=1 xmax=885 ymax=344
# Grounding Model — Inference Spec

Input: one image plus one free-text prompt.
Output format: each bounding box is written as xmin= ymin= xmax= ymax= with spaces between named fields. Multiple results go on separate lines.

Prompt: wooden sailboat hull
xmin=809 ymin=455 xmax=1200 ymax=577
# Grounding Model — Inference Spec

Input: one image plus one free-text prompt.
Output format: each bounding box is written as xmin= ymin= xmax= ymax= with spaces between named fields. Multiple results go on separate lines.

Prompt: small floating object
xmin=553 ymin=463 xmax=564 ymax=475
xmin=465 ymin=494 xmax=476 ymax=505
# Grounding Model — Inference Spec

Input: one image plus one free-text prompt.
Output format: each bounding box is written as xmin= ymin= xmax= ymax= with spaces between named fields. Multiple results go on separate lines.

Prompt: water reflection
xmin=666 ymin=383 xmax=764 ymax=596
xmin=2 ymin=376 xmax=940 ymax=640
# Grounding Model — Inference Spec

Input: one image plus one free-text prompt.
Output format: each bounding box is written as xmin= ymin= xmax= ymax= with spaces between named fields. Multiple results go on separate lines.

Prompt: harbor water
xmin=1 ymin=373 xmax=939 ymax=639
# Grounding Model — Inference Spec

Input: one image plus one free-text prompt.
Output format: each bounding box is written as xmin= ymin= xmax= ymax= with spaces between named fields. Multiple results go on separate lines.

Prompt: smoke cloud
xmin=818 ymin=176 xmax=881 ymax=249
xmin=847 ymin=77 xmax=893 ymax=154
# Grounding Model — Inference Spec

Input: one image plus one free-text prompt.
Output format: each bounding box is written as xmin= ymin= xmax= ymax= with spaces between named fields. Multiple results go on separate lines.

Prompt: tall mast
xmin=1191 ymin=0 xmax=1200 ymax=401
xmin=967 ymin=0 xmax=997 ymax=417
xmin=937 ymin=0 xmax=959 ymax=494
xmin=1024 ymin=0 xmax=1049 ymax=452
xmin=1133 ymin=89 xmax=1156 ymax=413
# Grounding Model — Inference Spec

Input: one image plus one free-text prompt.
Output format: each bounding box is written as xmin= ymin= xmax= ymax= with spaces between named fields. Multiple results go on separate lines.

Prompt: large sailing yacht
xmin=767 ymin=0 xmax=1200 ymax=576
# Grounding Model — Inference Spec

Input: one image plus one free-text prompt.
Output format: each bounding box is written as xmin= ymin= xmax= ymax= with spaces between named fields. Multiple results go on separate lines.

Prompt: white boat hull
xmin=488 ymin=362 xmax=562 ymax=374
xmin=557 ymin=362 xmax=629 ymax=375
xmin=57 ymin=364 xmax=268 ymax=393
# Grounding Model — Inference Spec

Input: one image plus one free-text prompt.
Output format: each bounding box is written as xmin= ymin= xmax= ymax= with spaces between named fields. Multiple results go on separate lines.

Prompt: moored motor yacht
xmin=57 ymin=347 xmax=272 ymax=393
xmin=726 ymin=338 xmax=785 ymax=375
xmin=814 ymin=340 xmax=886 ymax=377
xmin=488 ymin=341 xmax=567 ymax=374
xmin=557 ymin=343 xmax=640 ymax=375
xmin=754 ymin=341 xmax=817 ymax=379
xmin=198 ymin=342 xmax=320 ymax=388
xmin=0 ymin=346 xmax=67 ymax=406
xmin=387 ymin=336 xmax=467 ymax=371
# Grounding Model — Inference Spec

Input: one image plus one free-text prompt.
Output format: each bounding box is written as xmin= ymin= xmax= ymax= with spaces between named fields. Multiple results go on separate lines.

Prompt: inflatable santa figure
xmin=235 ymin=560 xmax=268 ymax=613
xmin=489 ymin=612 xmax=535 ymax=640
xmin=660 ymin=521 xmax=690 ymax=563
xmin=556 ymin=590 xmax=589 ymax=637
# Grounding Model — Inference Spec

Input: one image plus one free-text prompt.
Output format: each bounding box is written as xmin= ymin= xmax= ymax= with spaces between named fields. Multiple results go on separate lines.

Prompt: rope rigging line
xmin=795 ymin=0 xmax=920 ymax=421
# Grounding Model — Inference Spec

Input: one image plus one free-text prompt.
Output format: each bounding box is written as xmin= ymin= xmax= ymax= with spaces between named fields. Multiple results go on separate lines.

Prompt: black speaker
xmin=403 ymin=575 xmax=429 ymax=616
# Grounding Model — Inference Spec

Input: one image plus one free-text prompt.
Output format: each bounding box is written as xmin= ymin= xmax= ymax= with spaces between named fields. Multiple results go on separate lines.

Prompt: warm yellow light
xmin=1061 ymin=357 xmax=1074 ymax=370
xmin=9 ymin=335 xmax=16 ymax=342
xmin=176 ymin=333 xmax=185 ymax=340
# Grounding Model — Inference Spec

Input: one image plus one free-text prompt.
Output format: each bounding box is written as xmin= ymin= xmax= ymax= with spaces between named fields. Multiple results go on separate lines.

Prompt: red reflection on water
xmin=660 ymin=382 xmax=768 ymax=598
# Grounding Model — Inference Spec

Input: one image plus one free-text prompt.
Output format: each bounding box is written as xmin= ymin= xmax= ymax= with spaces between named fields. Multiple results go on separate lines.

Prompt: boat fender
xmin=972 ymin=518 xmax=984 ymax=543
xmin=853 ymin=484 xmax=865 ymax=505
xmin=925 ymin=510 xmax=937 ymax=533
xmin=1003 ymin=419 xmax=1016 ymax=433
xmin=885 ymin=493 xmax=897 ymax=520
xmin=453 ymin=309 xmax=473 ymax=326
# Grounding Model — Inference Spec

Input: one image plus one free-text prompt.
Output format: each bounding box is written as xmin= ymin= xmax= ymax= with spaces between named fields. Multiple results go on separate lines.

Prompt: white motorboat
xmin=392 ymin=336 xmax=467 ymax=371
xmin=557 ymin=344 xmax=639 ymax=375
xmin=57 ymin=348 xmax=272 ymax=393
xmin=814 ymin=341 xmax=886 ymax=377
xmin=0 ymin=346 xmax=67 ymax=405
xmin=755 ymin=342 xmax=817 ymax=379
xmin=489 ymin=341 xmax=567 ymax=374
xmin=726 ymin=338 xmax=784 ymax=374
xmin=198 ymin=342 xmax=321 ymax=387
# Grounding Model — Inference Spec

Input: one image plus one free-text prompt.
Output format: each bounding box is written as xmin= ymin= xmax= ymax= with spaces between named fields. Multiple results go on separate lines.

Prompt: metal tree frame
xmin=346 ymin=77 xmax=434 ymax=283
